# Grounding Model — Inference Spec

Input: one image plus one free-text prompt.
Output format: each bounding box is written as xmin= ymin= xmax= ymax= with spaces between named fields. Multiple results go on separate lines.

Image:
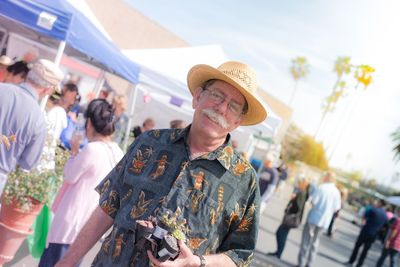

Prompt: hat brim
xmin=187 ymin=64 xmax=267 ymax=126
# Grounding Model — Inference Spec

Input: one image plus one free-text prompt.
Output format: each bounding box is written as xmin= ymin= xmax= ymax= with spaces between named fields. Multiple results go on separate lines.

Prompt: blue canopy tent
xmin=0 ymin=0 xmax=140 ymax=84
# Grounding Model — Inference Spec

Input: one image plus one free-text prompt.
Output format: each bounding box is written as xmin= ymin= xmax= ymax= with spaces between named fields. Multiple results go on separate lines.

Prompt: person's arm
xmin=385 ymin=228 xmax=398 ymax=248
xmin=55 ymin=207 xmax=114 ymax=267
xmin=56 ymin=141 xmax=135 ymax=266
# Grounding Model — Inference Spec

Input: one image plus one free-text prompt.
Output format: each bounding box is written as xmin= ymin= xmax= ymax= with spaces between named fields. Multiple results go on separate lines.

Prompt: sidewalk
xmin=5 ymin=184 xmax=383 ymax=267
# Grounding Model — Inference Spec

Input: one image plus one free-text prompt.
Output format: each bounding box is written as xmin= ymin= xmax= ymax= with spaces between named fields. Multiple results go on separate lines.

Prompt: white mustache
xmin=202 ymin=109 xmax=229 ymax=129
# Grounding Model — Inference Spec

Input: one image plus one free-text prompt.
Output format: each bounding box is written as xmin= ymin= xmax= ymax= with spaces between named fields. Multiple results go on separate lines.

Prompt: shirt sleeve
xmin=220 ymin=171 xmax=260 ymax=265
xmin=18 ymin=122 xmax=47 ymax=170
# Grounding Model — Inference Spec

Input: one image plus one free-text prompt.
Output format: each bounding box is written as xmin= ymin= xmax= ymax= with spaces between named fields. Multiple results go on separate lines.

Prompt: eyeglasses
xmin=203 ymin=89 xmax=245 ymax=117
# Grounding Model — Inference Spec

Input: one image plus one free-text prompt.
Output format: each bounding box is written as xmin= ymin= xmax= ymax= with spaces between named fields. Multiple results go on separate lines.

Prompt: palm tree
xmin=314 ymin=57 xmax=352 ymax=139
xmin=354 ymin=64 xmax=375 ymax=89
xmin=327 ymin=64 xmax=375 ymax=160
xmin=392 ymin=128 xmax=400 ymax=161
xmin=289 ymin=57 xmax=310 ymax=107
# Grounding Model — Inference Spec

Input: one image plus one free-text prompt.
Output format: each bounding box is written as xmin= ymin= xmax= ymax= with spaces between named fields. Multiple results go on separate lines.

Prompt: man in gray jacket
xmin=0 ymin=59 xmax=64 ymax=196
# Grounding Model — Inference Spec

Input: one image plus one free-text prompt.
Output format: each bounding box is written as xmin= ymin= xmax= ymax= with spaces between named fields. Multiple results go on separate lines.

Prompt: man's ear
xmin=192 ymin=87 xmax=203 ymax=109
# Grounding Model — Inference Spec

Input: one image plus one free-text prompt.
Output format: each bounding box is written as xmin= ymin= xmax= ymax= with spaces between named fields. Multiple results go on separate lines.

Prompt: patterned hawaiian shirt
xmin=92 ymin=126 xmax=260 ymax=267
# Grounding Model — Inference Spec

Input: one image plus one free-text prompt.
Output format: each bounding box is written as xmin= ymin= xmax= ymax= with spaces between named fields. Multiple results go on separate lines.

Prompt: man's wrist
xmin=197 ymin=254 xmax=206 ymax=267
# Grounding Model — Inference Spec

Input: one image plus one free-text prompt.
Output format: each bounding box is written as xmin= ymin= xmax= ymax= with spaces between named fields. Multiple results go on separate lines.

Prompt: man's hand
xmin=147 ymin=240 xmax=199 ymax=267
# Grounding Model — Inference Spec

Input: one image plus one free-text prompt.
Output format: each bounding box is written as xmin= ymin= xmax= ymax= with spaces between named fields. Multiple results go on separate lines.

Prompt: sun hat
xmin=187 ymin=61 xmax=267 ymax=126
xmin=31 ymin=59 xmax=64 ymax=93
xmin=0 ymin=55 xmax=12 ymax=66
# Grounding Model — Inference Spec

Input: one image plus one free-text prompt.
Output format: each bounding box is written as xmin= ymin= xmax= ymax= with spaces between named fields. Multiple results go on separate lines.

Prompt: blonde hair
xmin=297 ymin=176 xmax=309 ymax=186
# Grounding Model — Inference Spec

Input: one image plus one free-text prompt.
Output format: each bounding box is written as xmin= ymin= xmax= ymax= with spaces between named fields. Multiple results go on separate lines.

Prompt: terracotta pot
xmin=0 ymin=197 xmax=43 ymax=231
xmin=0 ymin=197 xmax=43 ymax=265
xmin=0 ymin=221 xmax=33 ymax=265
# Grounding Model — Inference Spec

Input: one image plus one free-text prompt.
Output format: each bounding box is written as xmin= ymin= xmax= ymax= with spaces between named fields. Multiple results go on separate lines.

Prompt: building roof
xmin=85 ymin=0 xmax=190 ymax=49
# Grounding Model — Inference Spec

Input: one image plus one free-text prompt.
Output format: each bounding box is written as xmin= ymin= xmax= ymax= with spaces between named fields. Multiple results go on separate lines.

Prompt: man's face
xmin=191 ymin=80 xmax=245 ymax=139
xmin=264 ymin=159 xmax=272 ymax=169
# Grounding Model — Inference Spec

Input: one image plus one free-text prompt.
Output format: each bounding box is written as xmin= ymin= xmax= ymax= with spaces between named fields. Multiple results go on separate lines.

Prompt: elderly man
xmin=0 ymin=59 xmax=64 ymax=196
xmin=297 ymin=171 xmax=341 ymax=267
xmin=55 ymin=61 xmax=267 ymax=267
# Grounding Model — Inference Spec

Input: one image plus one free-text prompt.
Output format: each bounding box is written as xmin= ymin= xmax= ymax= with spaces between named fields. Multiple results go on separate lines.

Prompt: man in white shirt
xmin=297 ymin=171 xmax=341 ymax=267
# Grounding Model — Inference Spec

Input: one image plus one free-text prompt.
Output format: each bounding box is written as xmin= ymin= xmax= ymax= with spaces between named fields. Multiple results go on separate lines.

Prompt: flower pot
xmin=0 ymin=197 xmax=43 ymax=231
xmin=0 ymin=197 xmax=43 ymax=265
xmin=0 ymin=221 xmax=33 ymax=265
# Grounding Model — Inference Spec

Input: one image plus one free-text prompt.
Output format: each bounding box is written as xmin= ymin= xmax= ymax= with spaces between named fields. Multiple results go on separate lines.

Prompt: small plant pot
xmin=157 ymin=234 xmax=179 ymax=262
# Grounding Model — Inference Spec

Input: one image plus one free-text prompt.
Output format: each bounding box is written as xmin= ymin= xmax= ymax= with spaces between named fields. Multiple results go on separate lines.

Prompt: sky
xmin=125 ymin=0 xmax=400 ymax=187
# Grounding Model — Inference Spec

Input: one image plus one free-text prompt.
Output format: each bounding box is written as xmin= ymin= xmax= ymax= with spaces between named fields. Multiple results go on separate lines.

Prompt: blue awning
xmin=0 ymin=0 xmax=140 ymax=84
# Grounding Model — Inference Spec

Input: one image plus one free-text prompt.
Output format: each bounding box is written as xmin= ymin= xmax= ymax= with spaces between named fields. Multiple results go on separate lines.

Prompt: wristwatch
xmin=198 ymin=255 xmax=206 ymax=267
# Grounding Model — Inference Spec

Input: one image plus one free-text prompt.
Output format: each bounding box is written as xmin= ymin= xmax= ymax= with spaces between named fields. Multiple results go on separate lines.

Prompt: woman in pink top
xmin=39 ymin=99 xmax=124 ymax=267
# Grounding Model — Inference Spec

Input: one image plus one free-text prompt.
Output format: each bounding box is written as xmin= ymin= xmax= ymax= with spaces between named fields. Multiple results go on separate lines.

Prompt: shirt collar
xmin=18 ymin=82 xmax=39 ymax=102
xmin=170 ymin=125 xmax=235 ymax=170
xmin=170 ymin=125 xmax=190 ymax=144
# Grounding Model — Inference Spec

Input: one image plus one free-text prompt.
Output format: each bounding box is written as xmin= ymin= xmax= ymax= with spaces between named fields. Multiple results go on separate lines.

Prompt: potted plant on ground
xmin=0 ymin=144 xmax=69 ymax=265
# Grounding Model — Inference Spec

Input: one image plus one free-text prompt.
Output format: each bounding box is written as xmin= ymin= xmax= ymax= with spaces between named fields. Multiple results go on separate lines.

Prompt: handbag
xmin=281 ymin=198 xmax=301 ymax=228
xmin=282 ymin=212 xmax=301 ymax=228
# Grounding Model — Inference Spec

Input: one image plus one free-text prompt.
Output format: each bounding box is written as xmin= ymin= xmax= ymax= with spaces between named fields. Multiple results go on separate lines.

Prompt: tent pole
xmin=40 ymin=40 xmax=66 ymax=111
xmin=122 ymin=84 xmax=139 ymax=152
xmin=54 ymin=40 xmax=66 ymax=66
xmin=94 ymin=71 xmax=105 ymax=98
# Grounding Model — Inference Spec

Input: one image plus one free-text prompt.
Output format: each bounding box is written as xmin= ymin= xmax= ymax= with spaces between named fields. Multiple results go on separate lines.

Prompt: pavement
xmin=5 ymin=184 xmax=384 ymax=267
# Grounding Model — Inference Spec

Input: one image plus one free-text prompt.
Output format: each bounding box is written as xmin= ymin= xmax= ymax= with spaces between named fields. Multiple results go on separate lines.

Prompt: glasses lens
xmin=206 ymin=89 xmax=243 ymax=117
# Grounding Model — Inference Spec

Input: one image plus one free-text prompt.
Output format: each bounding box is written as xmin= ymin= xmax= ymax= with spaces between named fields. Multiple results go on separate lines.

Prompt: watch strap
xmin=198 ymin=254 xmax=206 ymax=267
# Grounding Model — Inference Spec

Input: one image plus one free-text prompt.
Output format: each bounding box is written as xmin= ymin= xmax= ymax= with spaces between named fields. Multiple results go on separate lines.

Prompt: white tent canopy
xmin=123 ymin=45 xmax=282 ymax=136
xmin=387 ymin=196 xmax=400 ymax=207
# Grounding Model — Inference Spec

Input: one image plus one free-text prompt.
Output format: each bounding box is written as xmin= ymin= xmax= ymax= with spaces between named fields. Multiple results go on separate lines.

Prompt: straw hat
xmin=31 ymin=59 xmax=64 ymax=92
xmin=187 ymin=61 xmax=267 ymax=126
xmin=0 ymin=55 xmax=12 ymax=66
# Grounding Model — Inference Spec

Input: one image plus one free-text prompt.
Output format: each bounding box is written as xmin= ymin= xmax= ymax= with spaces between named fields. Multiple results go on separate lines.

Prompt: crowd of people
xmin=0 ymin=55 xmax=399 ymax=267
xmin=257 ymin=162 xmax=398 ymax=267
